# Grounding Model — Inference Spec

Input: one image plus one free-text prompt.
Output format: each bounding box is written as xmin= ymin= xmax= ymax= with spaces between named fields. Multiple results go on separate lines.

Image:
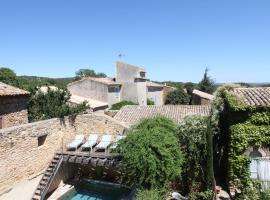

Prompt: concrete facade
xmin=116 ymin=61 xmax=147 ymax=105
xmin=67 ymin=61 xmax=175 ymax=109
xmin=0 ymin=113 xmax=127 ymax=193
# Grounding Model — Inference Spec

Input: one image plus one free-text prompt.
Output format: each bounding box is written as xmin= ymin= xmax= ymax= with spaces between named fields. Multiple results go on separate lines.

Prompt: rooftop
xmin=146 ymin=81 xmax=164 ymax=88
xmin=231 ymin=87 xmax=270 ymax=106
xmin=114 ymin=105 xmax=211 ymax=125
xmin=192 ymin=89 xmax=214 ymax=100
xmin=68 ymin=77 xmax=121 ymax=87
xmin=0 ymin=82 xmax=29 ymax=96
xmin=69 ymin=94 xmax=108 ymax=110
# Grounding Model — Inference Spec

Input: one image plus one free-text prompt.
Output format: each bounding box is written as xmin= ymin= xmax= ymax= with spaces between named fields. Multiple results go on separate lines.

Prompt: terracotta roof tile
xmin=0 ymin=82 xmax=29 ymax=96
xmin=231 ymin=87 xmax=270 ymax=106
xmin=114 ymin=105 xmax=211 ymax=125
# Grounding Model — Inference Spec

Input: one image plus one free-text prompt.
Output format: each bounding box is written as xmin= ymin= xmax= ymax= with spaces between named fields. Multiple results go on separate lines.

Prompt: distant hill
xmin=18 ymin=76 xmax=75 ymax=88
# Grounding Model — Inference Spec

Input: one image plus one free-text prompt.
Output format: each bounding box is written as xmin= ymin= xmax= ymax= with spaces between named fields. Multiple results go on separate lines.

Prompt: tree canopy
xmin=28 ymin=88 xmax=88 ymax=122
xmin=116 ymin=116 xmax=184 ymax=189
xmin=198 ymin=68 xmax=215 ymax=94
xmin=75 ymin=68 xmax=107 ymax=80
xmin=165 ymin=88 xmax=190 ymax=105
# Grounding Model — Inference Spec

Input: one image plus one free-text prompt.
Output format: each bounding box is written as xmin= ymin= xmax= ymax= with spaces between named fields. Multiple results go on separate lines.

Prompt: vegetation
xmin=75 ymin=68 xmax=107 ymax=80
xmin=147 ymin=98 xmax=155 ymax=105
xmin=198 ymin=68 xmax=215 ymax=94
xmin=110 ymin=100 xmax=137 ymax=110
xmin=136 ymin=189 xmax=163 ymax=200
xmin=177 ymin=116 xmax=214 ymax=194
xmin=165 ymin=88 xmax=190 ymax=105
xmin=116 ymin=116 xmax=184 ymax=189
xmin=28 ymin=88 xmax=88 ymax=122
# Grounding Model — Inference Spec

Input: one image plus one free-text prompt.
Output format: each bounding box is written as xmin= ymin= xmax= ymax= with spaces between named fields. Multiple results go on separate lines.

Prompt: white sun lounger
xmin=81 ymin=134 xmax=98 ymax=150
xmin=67 ymin=134 xmax=85 ymax=150
xmin=110 ymin=135 xmax=126 ymax=149
xmin=95 ymin=134 xmax=112 ymax=152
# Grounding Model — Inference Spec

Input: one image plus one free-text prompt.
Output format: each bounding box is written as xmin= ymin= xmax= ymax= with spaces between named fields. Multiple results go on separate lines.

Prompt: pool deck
xmin=47 ymin=184 xmax=74 ymax=200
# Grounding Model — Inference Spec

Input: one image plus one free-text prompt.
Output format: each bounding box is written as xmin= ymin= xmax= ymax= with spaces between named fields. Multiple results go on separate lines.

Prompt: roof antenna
xmin=118 ymin=53 xmax=125 ymax=60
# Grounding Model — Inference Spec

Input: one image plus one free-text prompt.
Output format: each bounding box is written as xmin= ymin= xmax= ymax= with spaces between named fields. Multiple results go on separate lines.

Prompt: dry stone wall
xmin=0 ymin=113 xmax=126 ymax=193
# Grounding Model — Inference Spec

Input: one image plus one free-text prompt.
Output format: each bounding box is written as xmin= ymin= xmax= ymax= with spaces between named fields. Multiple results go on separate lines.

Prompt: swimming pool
xmin=59 ymin=180 xmax=133 ymax=200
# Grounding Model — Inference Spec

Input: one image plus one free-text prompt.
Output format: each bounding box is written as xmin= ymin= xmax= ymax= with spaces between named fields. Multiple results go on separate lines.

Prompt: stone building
xmin=0 ymin=82 xmax=29 ymax=128
xmin=67 ymin=77 xmax=121 ymax=111
xmin=67 ymin=61 xmax=175 ymax=110
xmin=192 ymin=89 xmax=214 ymax=105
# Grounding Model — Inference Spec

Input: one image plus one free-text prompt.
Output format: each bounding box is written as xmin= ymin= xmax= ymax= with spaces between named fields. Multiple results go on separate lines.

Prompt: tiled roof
xmin=114 ymin=105 xmax=211 ymax=125
xmin=192 ymin=89 xmax=214 ymax=100
xmin=68 ymin=77 xmax=121 ymax=86
xmin=0 ymin=82 xmax=29 ymax=96
xmin=231 ymin=87 xmax=270 ymax=106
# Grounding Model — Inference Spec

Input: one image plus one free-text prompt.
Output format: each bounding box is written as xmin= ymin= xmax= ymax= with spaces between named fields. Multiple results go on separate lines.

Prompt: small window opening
xmin=38 ymin=135 xmax=47 ymax=147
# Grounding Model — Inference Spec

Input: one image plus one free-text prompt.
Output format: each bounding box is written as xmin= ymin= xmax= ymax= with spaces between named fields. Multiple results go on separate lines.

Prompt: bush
xmin=189 ymin=190 xmax=213 ymax=200
xmin=147 ymin=98 xmax=155 ymax=105
xmin=165 ymin=88 xmax=190 ymax=105
xmin=116 ymin=116 xmax=184 ymax=189
xmin=177 ymin=116 xmax=211 ymax=193
xmin=110 ymin=100 xmax=137 ymax=110
xmin=28 ymin=88 xmax=88 ymax=122
xmin=136 ymin=189 xmax=163 ymax=200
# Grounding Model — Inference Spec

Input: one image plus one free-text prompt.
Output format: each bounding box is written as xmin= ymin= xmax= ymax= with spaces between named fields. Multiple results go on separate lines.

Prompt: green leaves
xmin=116 ymin=116 xmax=183 ymax=189
xmin=165 ymin=88 xmax=190 ymax=105
xmin=28 ymin=88 xmax=88 ymax=122
xmin=110 ymin=100 xmax=137 ymax=110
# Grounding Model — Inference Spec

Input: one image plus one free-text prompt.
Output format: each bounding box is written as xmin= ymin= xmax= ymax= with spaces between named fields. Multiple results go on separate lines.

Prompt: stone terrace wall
xmin=0 ymin=113 xmax=127 ymax=193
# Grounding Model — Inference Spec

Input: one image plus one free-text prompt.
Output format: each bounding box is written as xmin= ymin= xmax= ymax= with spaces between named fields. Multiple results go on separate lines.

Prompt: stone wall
xmin=0 ymin=113 xmax=127 ymax=193
xmin=0 ymin=95 xmax=28 ymax=128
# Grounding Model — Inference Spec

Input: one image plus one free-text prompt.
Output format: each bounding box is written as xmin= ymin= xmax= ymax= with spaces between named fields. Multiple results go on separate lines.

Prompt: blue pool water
xmin=62 ymin=180 xmax=131 ymax=200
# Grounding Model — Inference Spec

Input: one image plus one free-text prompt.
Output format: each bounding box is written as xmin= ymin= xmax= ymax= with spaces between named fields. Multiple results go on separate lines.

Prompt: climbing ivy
xmin=213 ymin=84 xmax=270 ymax=194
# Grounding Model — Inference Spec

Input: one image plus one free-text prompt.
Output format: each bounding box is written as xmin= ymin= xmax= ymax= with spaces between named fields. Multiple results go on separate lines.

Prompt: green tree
xmin=116 ymin=116 xmax=184 ymax=189
xmin=165 ymin=88 xmax=190 ymax=105
xmin=147 ymin=98 xmax=155 ymax=105
xmin=177 ymin=116 xmax=212 ymax=193
xmin=110 ymin=100 xmax=137 ymax=110
xmin=28 ymin=88 xmax=88 ymax=122
xmin=75 ymin=68 xmax=107 ymax=80
xmin=184 ymin=82 xmax=197 ymax=96
xmin=136 ymin=189 xmax=163 ymax=200
xmin=198 ymin=68 xmax=215 ymax=94
xmin=0 ymin=67 xmax=20 ymax=87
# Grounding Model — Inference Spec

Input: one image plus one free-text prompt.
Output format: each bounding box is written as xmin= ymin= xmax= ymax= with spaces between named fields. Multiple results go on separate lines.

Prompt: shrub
xmin=28 ymin=88 xmax=88 ymax=122
xmin=147 ymin=98 xmax=155 ymax=105
xmin=165 ymin=88 xmax=190 ymax=105
xmin=110 ymin=100 xmax=137 ymax=110
xmin=189 ymin=190 xmax=214 ymax=200
xmin=177 ymin=116 xmax=211 ymax=193
xmin=116 ymin=116 xmax=184 ymax=189
xmin=136 ymin=189 xmax=163 ymax=200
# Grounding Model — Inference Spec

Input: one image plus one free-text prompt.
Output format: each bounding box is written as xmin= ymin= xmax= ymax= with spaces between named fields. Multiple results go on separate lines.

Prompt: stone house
xmin=192 ymin=89 xmax=214 ymax=105
xmin=67 ymin=61 xmax=175 ymax=110
xmin=0 ymin=82 xmax=29 ymax=128
xmin=220 ymin=87 xmax=270 ymax=191
xmin=67 ymin=77 xmax=121 ymax=111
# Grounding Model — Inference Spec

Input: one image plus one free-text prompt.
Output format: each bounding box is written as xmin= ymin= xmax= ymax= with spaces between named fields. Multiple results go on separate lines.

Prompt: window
xmin=38 ymin=135 xmax=47 ymax=147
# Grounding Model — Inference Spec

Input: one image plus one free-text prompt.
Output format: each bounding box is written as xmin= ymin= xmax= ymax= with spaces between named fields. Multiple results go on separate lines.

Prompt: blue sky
xmin=0 ymin=0 xmax=269 ymax=83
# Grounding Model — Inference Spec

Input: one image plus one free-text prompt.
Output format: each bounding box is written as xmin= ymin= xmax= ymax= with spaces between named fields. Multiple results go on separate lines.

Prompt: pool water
xmin=62 ymin=180 xmax=132 ymax=200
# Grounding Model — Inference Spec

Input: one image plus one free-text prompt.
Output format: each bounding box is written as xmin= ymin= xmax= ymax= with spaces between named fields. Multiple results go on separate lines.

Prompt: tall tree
xmin=198 ymin=68 xmax=215 ymax=94
xmin=75 ymin=68 xmax=107 ymax=80
xmin=0 ymin=67 xmax=20 ymax=87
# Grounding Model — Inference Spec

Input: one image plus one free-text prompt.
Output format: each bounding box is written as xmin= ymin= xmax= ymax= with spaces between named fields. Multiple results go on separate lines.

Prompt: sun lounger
xmin=67 ymin=134 xmax=85 ymax=150
xmin=110 ymin=135 xmax=126 ymax=149
xmin=81 ymin=134 xmax=98 ymax=150
xmin=95 ymin=134 xmax=112 ymax=152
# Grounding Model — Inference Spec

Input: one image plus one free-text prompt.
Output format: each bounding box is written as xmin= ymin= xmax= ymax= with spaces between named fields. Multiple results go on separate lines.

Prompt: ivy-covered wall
xmin=225 ymin=92 xmax=270 ymax=187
